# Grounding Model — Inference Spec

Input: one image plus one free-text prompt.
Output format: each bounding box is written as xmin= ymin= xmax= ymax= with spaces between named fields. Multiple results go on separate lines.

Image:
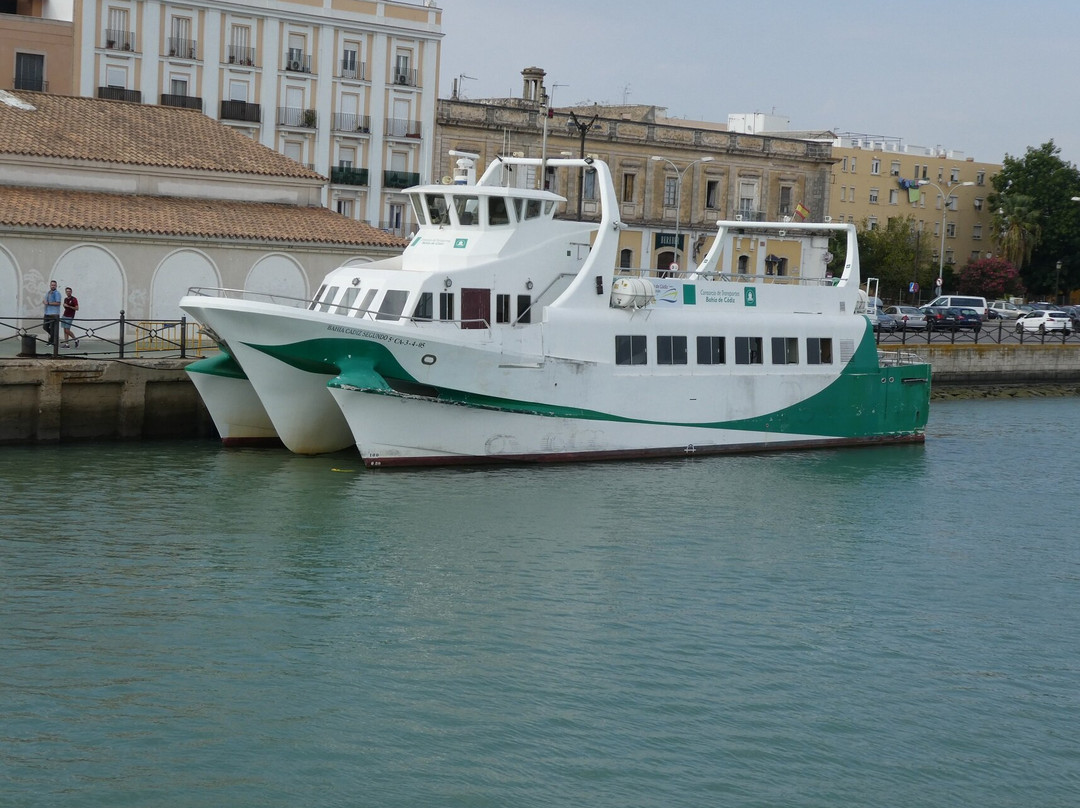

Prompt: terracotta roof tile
xmin=0 ymin=186 xmax=410 ymax=248
xmin=0 ymin=91 xmax=324 ymax=180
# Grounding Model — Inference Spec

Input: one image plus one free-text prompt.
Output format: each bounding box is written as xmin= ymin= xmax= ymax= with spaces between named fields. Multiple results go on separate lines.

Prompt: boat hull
xmin=186 ymin=353 xmax=280 ymax=446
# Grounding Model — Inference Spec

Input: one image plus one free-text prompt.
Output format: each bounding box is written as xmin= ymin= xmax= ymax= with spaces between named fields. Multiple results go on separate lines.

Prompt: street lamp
xmin=650 ymin=155 xmax=714 ymax=272
xmin=566 ymin=107 xmax=599 ymax=219
xmin=918 ymin=179 xmax=975 ymax=291
xmin=1055 ymin=260 xmax=1062 ymax=305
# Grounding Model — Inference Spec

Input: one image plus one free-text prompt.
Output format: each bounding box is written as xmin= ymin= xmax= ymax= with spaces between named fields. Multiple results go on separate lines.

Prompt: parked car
xmin=921 ymin=306 xmax=959 ymax=330
xmin=927 ymin=295 xmax=989 ymax=319
xmin=1015 ymin=310 xmax=1072 ymax=334
xmin=871 ymin=310 xmax=899 ymax=332
xmin=989 ymin=300 xmax=1023 ymax=319
xmin=884 ymin=305 xmax=928 ymax=330
xmin=955 ymin=307 xmax=983 ymax=331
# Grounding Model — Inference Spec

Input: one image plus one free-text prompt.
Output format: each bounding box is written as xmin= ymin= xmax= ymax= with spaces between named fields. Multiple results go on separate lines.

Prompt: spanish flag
xmin=794 ymin=202 xmax=810 ymax=221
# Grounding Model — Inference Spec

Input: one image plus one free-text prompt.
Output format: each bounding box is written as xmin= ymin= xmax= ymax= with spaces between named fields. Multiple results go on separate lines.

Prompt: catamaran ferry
xmin=181 ymin=153 xmax=930 ymax=466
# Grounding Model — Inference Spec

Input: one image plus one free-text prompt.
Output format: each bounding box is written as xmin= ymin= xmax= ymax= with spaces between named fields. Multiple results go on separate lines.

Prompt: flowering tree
xmin=956 ymin=256 xmax=1025 ymax=300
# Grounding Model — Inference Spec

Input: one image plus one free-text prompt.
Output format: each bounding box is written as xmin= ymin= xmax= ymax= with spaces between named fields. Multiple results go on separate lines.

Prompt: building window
xmin=779 ymin=186 xmax=792 ymax=217
xmin=705 ymin=180 xmax=719 ymax=209
xmin=335 ymin=198 xmax=353 ymax=217
xmin=850 ymin=157 xmax=856 ymax=173
xmin=734 ymin=336 xmax=762 ymax=365
xmin=342 ymin=42 xmax=360 ymax=78
xmin=950 ymin=168 xmax=960 ymax=183
xmin=619 ymin=248 xmax=633 ymax=268
xmin=615 ymin=335 xmax=647 ymax=366
xmin=621 ymin=173 xmax=635 ymax=203
xmin=946 ymin=222 xmax=957 ymax=238
xmin=14 ymin=53 xmax=45 ymax=91
xmin=771 ymin=337 xmax=799 ymax=365
xmin=976 ymin=171 xmax=986 ymax=185
xmin=841 ymin=157 xmax=848 ymax=172
xmin=973 ymin=225 xmax=982 ymax=241
xmin=663 ymin=176 xmax=677 ymax=207
xmin=656 ymin=335 xmax=687 ymax=365
xmin=890 ymin=161 xmax=901 ymax=176
xmin=696 ymin=336 xmax=725 ymax=365
xmin=973 ymin=197 xmax=984 ymax=211
xmin=394 ymin=52 xmax=411 ymax=84
xmin=807 ymin=338 xmax=832 ymax=364
xmin=871 ymin=158 xmax=881 ymax=175
xmin=868 ymin=217 xmax=878 ymax=230
xmin=869 ymin=188 xmax=879 ymax=204
xmin=583 ymin=169 xmax=597 ymax=201
xmin=889 ymin=189 xmax=899 ymax=205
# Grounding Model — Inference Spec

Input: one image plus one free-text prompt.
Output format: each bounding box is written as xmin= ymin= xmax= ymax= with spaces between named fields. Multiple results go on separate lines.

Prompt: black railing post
xmin=119 ymin=310 xmax=125 ymax=358
xmin=180 ymin=316 xmax=188 ymax=358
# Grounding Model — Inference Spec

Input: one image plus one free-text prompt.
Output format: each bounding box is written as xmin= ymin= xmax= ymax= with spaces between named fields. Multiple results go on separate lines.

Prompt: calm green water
xmin=2 ymin=398 xmax=1079 ymax=807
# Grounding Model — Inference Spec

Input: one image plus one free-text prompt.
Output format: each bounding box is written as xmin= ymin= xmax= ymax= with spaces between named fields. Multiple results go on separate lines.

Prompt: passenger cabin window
xmin=318 ymin=286 xmax=340 ymax=312
xmin=615 ymin=335 xmax=647 ymax=366
xmin=439 ymin=292 xmax=455 ymax=321
xmin=335 ymin=287 xmax=360 ymax=315
xmin=413 ymin=292 xmax=433 ymax=321
xmin=807 ymin=338 xmax=833 ymax=364
xmin=376 ymin=290 xmax=409 ymax=320
xmin=496 ymin=294 xmax=511 ymax=324
xmin=696 ymin=336 xmax=725 ymax=365
xmin=454 ymin=195 xmax=479 ymax=225
xmin=656 ymin=336 xmax=687 ymax=365
xmin=516 ymin=295 xmax=532 ymax=324
xmin=426 ymin=194 xmax=450 ymax=225
xmin=359 ymin=288 xmax=377 ymax=316
xmin=489 ymin=196 xmax=510 ymax=225
xmin=735 ymin=337 xmax=762 ymax=365
xmin=771 ymin=337 xmax=799 ymax=365
xmin=309 ymin=284 xmax=327 ymax=310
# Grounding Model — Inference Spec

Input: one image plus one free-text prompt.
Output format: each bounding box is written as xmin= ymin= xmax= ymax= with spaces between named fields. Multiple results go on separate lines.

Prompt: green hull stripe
xmin=186 ymin=351 xmax=247 ymax=380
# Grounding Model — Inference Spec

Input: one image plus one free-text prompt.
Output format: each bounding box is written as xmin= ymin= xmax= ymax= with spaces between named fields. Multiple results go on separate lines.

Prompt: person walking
xmin=61 ymin=286 xmax=80 ymax=348
xmin=42 ymin=280 xmax=62 ymax=346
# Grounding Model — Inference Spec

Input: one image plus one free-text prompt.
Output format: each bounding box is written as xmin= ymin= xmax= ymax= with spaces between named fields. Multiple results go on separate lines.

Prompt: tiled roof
xmin=0 ymin=91 xmax=323 ymax=180
xmin=0 ymin=185 xmax=410 ymax=248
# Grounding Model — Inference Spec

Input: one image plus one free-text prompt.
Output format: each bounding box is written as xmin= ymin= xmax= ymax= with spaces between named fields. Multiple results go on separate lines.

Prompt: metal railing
xmin=877 ymin=319 xmax=1079 ymax=346
xmin=0 ymin=314 xmax=209 ymax=359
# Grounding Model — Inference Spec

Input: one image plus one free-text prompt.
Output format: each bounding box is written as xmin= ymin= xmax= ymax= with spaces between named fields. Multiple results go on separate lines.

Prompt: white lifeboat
xmin=610 ymin=277 xmax=655 ymax=309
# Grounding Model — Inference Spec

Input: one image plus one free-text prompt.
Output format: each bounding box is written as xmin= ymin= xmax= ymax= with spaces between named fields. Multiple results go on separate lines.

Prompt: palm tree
xmin=992 ymin=194 xmax=1042 ymax=268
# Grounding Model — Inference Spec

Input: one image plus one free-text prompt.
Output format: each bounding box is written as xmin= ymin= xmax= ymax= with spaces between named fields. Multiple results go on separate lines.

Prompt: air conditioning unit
xmin=395 ymin=74 xmax=408 ymax=85
xmin=288 ymin=59 xmax=302 ymax=71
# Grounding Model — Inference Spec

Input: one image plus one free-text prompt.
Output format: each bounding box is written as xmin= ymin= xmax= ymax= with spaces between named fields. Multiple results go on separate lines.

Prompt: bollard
xmin=18 ymin=333 xmax=38 ymax=357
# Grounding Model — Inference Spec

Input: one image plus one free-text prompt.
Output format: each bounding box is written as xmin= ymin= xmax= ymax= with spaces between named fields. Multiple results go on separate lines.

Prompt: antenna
xmin=622 ymin=83 xmax=631 ymax=104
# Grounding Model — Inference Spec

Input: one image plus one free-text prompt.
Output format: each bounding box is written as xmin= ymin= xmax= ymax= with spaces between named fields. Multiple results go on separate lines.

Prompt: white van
xmin=928 ymin=295 xmax=989 ymax=318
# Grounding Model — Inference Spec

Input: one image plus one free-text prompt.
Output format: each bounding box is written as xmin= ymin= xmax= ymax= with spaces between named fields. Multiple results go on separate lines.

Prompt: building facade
xmin=2 ymin=0 xmax=441 ymax=232
xmin=828 ymin=133 xmax=1000 ymax=289
xmin=434 ymin=68 xmax=835 ymax=275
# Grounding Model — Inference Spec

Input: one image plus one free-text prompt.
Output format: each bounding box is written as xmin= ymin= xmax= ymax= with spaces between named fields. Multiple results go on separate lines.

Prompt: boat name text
xmin=327 ymin=324 xmax=426 ymax=348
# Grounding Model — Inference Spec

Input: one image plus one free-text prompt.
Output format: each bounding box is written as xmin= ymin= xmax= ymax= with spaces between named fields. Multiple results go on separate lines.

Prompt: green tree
xmin=990 ymin=141 xmax=1080 ymax=299
xmin=956 ymin=257 xmax=1025 ymax=299
xmin=991 ymin=194 xmax=1041 ymax=268
xmin=856 ymin=216 xmax=933 ymax=302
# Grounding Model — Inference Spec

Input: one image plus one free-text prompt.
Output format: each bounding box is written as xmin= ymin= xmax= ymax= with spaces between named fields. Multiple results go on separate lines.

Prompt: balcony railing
xmin=733 ymin=208 xmax=767 ymax=222
xmin=284 ymin=53 xmax=312 ymax=73
xmin=226 ymin=45 xmax=256 ymax=67
xmin=340 ymin=61 xmax=366 ymax=80
xmin=220 ymin=99 xmax=261 ymax=123
xmin=160 ymin=94 xmax=203 ymax=111
xmin=14 ymin=76 xmax=48 ymax=92
xmin=383 ymin=170 xmax=420 ymax=189
xmin=97 ymin=87 xmax=142 ymax=103
xmin=391 ymin=68 xmax=418 ymax=87
xmin=105 ymin=29 xmax=136 ymax=51
xmin=385 ymin=118 xmax=421 ymax=138
xmin=331 ymin=167 xmax=369 ymax=186
xmin=331 ymin=112 xmax=371 ymax=133
xmin=277 ymin=107 xmax=318 ymax=128
xmin=167 ymin=37 xmax=197 ymax=59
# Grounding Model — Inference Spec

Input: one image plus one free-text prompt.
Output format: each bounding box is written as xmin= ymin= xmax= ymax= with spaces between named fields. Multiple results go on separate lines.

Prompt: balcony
xmin=383 ymin=170 xmax=420 ymax=189
xmin=284 ymin=52 xmax=312 ymax=73
xmin=331 ymin=167 xmax=369 ymax=187
xmin=220 ymin=99 xmax=261 ymax=123
xmin=161 ymin=94 xmax=203 ymax=111
xmin=167 ymin=37 xmax=198 ymax=60
xmin=226 ymin=45 xmax=256 ymax=67
xmin=277 ymin=107 xmax=318 ymax=128
xmin=385 ymin=118 xmax=421 ymax=139
xmin=97 ymin=87 xmax=142 ymax=103
xmin=340 ymin=60 xmax=366 ymax=81
xmin=14 ymin=76 xmax=48 ymax=92
xmin=391 ymin=68 xmax=418 ymax=87
xmin=332 ymin=112 xmax=371 ymax=133
xmin=105 ymin=29 xmax=136 ymax=51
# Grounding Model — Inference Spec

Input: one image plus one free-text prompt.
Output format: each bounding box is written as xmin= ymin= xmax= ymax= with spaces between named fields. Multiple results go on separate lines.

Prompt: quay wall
xmin=1 ymin=345 xmax=1078 ymax=444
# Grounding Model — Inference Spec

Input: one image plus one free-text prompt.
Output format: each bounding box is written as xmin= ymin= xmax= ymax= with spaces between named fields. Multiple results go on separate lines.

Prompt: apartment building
xmin=829 ymin=133 xmax=1000 ymax=271
xmin=1 ymin=0 xmax=441 ymax=232
xmin=435 ymin=67 xmax=835 ymax=274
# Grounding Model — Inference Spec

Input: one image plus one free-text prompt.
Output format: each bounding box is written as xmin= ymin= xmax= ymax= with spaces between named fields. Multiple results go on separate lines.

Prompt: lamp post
xmin=650 ymin=155 xmax=715 ymax=272
xmin=566 ymin=106 xmax=599 ymax=219
xmin=918 ymin=179 xmax=974 ymax=291
xmin=1055 ymin=260 xmax=1062 ymax=305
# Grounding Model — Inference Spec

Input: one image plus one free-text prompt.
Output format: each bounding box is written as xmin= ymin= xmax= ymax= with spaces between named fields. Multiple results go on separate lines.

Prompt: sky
xmin=436 ymin=0 xmax=1080 ymax=168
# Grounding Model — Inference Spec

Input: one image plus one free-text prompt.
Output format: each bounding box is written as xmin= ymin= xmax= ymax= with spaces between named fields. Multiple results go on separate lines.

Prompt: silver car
xmin=884 ymin=305 xmax=928 ymax=330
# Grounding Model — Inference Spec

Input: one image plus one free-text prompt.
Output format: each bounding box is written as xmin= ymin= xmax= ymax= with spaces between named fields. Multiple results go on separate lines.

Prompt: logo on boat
xmin=411 ymin=236 xmax=422 ymax=247
xmin=454 ymin=238 xmax=468 ymax=248
xmin=744 ymin=287 xmax=757 ymax=307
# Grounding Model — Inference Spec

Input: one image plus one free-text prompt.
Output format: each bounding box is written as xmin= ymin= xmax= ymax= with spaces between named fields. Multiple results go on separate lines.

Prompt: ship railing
xmin=878 ymin=349 xmax=926 ymax=367
xmin=185 ymin=287 xmax=314 ymax=309
xmin=615 ymin=267 xmax=839 ymax=286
